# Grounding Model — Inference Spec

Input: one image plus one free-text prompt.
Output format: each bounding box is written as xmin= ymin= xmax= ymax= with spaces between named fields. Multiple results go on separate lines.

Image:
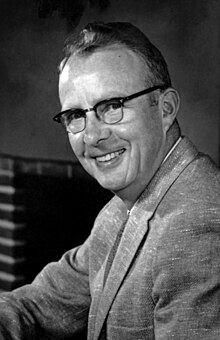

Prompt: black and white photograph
xmin=0 ymin=0 xmax=219 ymax=339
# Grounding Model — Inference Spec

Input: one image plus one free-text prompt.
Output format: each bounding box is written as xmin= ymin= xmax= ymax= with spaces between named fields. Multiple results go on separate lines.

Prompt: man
xmin=0 ymin=21 xmax=220 ymax=339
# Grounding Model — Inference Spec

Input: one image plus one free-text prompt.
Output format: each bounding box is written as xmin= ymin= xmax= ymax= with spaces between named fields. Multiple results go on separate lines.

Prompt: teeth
xmin=96 ymin=149 xmax=124 ymax=162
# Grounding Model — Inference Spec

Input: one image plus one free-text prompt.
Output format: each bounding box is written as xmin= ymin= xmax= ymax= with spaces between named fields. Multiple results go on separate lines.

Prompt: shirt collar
xmin=163 ymin=136 xmax=182 ymax=164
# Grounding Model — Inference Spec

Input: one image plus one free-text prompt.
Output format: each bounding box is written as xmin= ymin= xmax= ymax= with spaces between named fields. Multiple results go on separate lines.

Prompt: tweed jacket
xmin=0 ymin=136 xmax=220 ymax=340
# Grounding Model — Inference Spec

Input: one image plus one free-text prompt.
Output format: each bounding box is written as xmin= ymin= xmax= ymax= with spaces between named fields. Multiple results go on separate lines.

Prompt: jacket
xmin=0 ymin=136 xmax=220 ymax=339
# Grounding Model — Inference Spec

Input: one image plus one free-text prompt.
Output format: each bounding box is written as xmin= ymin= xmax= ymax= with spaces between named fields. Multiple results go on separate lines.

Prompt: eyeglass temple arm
xmin=122 ymin=85 xmax=167 ymax=102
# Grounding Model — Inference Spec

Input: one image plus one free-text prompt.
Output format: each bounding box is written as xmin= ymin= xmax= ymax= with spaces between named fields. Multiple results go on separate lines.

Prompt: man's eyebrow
xmin=97 ymin=96 xmax=124 ymax=103
xmin=95 ymin=91 xmax=127 ymax=102
xmin=63 ymin=92 xmax=127 ymax=112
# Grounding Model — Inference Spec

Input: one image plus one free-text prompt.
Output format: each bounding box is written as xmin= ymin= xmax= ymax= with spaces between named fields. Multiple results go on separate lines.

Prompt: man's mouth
xmin=96 ymin=149 xmax=125 ymax=163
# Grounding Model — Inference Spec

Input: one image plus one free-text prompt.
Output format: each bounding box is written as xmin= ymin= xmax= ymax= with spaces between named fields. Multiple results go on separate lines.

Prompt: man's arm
xmin=152 ymin=207 xmax=220 ymax=339
xmin=0 ymin=242 xmax=91 ymax=339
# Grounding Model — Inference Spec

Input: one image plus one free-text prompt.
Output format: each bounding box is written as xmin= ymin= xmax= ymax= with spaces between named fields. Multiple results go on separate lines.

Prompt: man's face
xmin=59 ymin=46 xmax=166 ymax=202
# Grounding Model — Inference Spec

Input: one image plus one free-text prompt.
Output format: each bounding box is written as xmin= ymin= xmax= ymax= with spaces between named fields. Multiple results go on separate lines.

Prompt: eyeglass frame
xmin=53 ymin=84 xmax=167 ymax=134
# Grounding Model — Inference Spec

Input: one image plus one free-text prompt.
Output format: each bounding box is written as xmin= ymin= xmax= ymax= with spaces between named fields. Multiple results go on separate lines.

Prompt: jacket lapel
xmin=92 ymin=208 xmax=152 ymax=339
xmin=91 ymin=137 xmax=198 ymax=340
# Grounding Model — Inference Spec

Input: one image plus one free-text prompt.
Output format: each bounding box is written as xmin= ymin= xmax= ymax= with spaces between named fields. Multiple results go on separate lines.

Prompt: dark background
xmin=0 ymin=0 xmax=219 ymax=165
xmin=0 ymin=3 xmax=219 ymax=338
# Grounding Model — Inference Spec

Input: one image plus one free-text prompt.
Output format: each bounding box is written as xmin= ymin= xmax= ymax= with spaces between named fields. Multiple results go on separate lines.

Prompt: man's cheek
xmin=69 ymin=136 xmax=82 ymax=156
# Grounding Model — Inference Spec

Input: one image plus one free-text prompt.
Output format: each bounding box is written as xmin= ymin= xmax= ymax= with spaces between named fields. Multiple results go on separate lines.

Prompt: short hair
xmin=60 ymin=21 xmax=171 ymax=93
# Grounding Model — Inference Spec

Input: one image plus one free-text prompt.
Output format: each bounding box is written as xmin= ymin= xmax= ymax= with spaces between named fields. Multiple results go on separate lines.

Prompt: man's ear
xmin=159 ymin=88 xmax=180 ymax=133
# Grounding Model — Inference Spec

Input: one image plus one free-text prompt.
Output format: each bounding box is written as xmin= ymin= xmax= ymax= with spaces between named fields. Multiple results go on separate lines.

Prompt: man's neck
xmin=163 ymin=120 xmax=181 ymax=160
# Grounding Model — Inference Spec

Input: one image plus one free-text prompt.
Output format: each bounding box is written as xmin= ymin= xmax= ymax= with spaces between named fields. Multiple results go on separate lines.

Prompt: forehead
xmin=59 ymin=46 xmax=148 ymax=95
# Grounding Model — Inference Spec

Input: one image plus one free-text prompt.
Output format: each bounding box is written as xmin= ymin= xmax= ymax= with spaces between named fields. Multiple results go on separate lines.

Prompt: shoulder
xmin=150 ymin=151 xmax=220 ymax=268
xmin=159 ymin=151 xmax=220 ymax=217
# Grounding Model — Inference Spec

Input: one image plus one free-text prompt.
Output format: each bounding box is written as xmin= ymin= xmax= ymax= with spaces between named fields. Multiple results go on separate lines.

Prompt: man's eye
xmin=102 ymin=101 xmax=121 ymax=113
xmin=66 ymin=109 xmax=85 ymax=122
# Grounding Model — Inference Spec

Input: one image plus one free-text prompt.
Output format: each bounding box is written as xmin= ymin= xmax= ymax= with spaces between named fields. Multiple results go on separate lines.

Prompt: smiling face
xmin=59 ymin=45 xmax=167 ymax=206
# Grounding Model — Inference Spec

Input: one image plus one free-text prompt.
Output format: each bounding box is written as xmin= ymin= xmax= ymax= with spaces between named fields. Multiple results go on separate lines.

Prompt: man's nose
xmin=83 ymin=112 xmax=110 ymax=145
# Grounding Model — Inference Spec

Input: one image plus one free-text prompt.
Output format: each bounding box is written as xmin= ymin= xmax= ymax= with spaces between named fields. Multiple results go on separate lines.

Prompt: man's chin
xmin=96 ymin=175 xmax=129 ymax=194
xmin=96 ymin=177 xmax=124 ymax=192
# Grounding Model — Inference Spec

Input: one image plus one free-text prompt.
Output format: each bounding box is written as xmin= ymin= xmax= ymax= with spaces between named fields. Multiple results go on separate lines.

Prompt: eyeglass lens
xmin=64 ymin=99 xmax=124 ymax=133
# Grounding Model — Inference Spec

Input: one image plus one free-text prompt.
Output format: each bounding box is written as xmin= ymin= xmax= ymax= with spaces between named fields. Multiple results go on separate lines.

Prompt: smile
xmin=96 ymin=149 xmax=125 ymax=163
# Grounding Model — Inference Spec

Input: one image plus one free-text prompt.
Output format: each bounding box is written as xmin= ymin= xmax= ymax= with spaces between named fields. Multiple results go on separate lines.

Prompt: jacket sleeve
xmin=152 ymin=206 xmax=220 ymax=340
xmin=0 ymin=240 xmax=91 ymax=340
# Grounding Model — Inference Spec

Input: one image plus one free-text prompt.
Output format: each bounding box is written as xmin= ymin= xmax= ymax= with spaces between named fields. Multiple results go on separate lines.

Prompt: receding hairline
xmin=59 ymin=42 xmax=155 ymax=86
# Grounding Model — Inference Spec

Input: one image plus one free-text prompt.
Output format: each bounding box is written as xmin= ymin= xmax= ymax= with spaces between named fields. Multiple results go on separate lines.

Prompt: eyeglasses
xmin=53 ymin=85 xmax=166 ymax=134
